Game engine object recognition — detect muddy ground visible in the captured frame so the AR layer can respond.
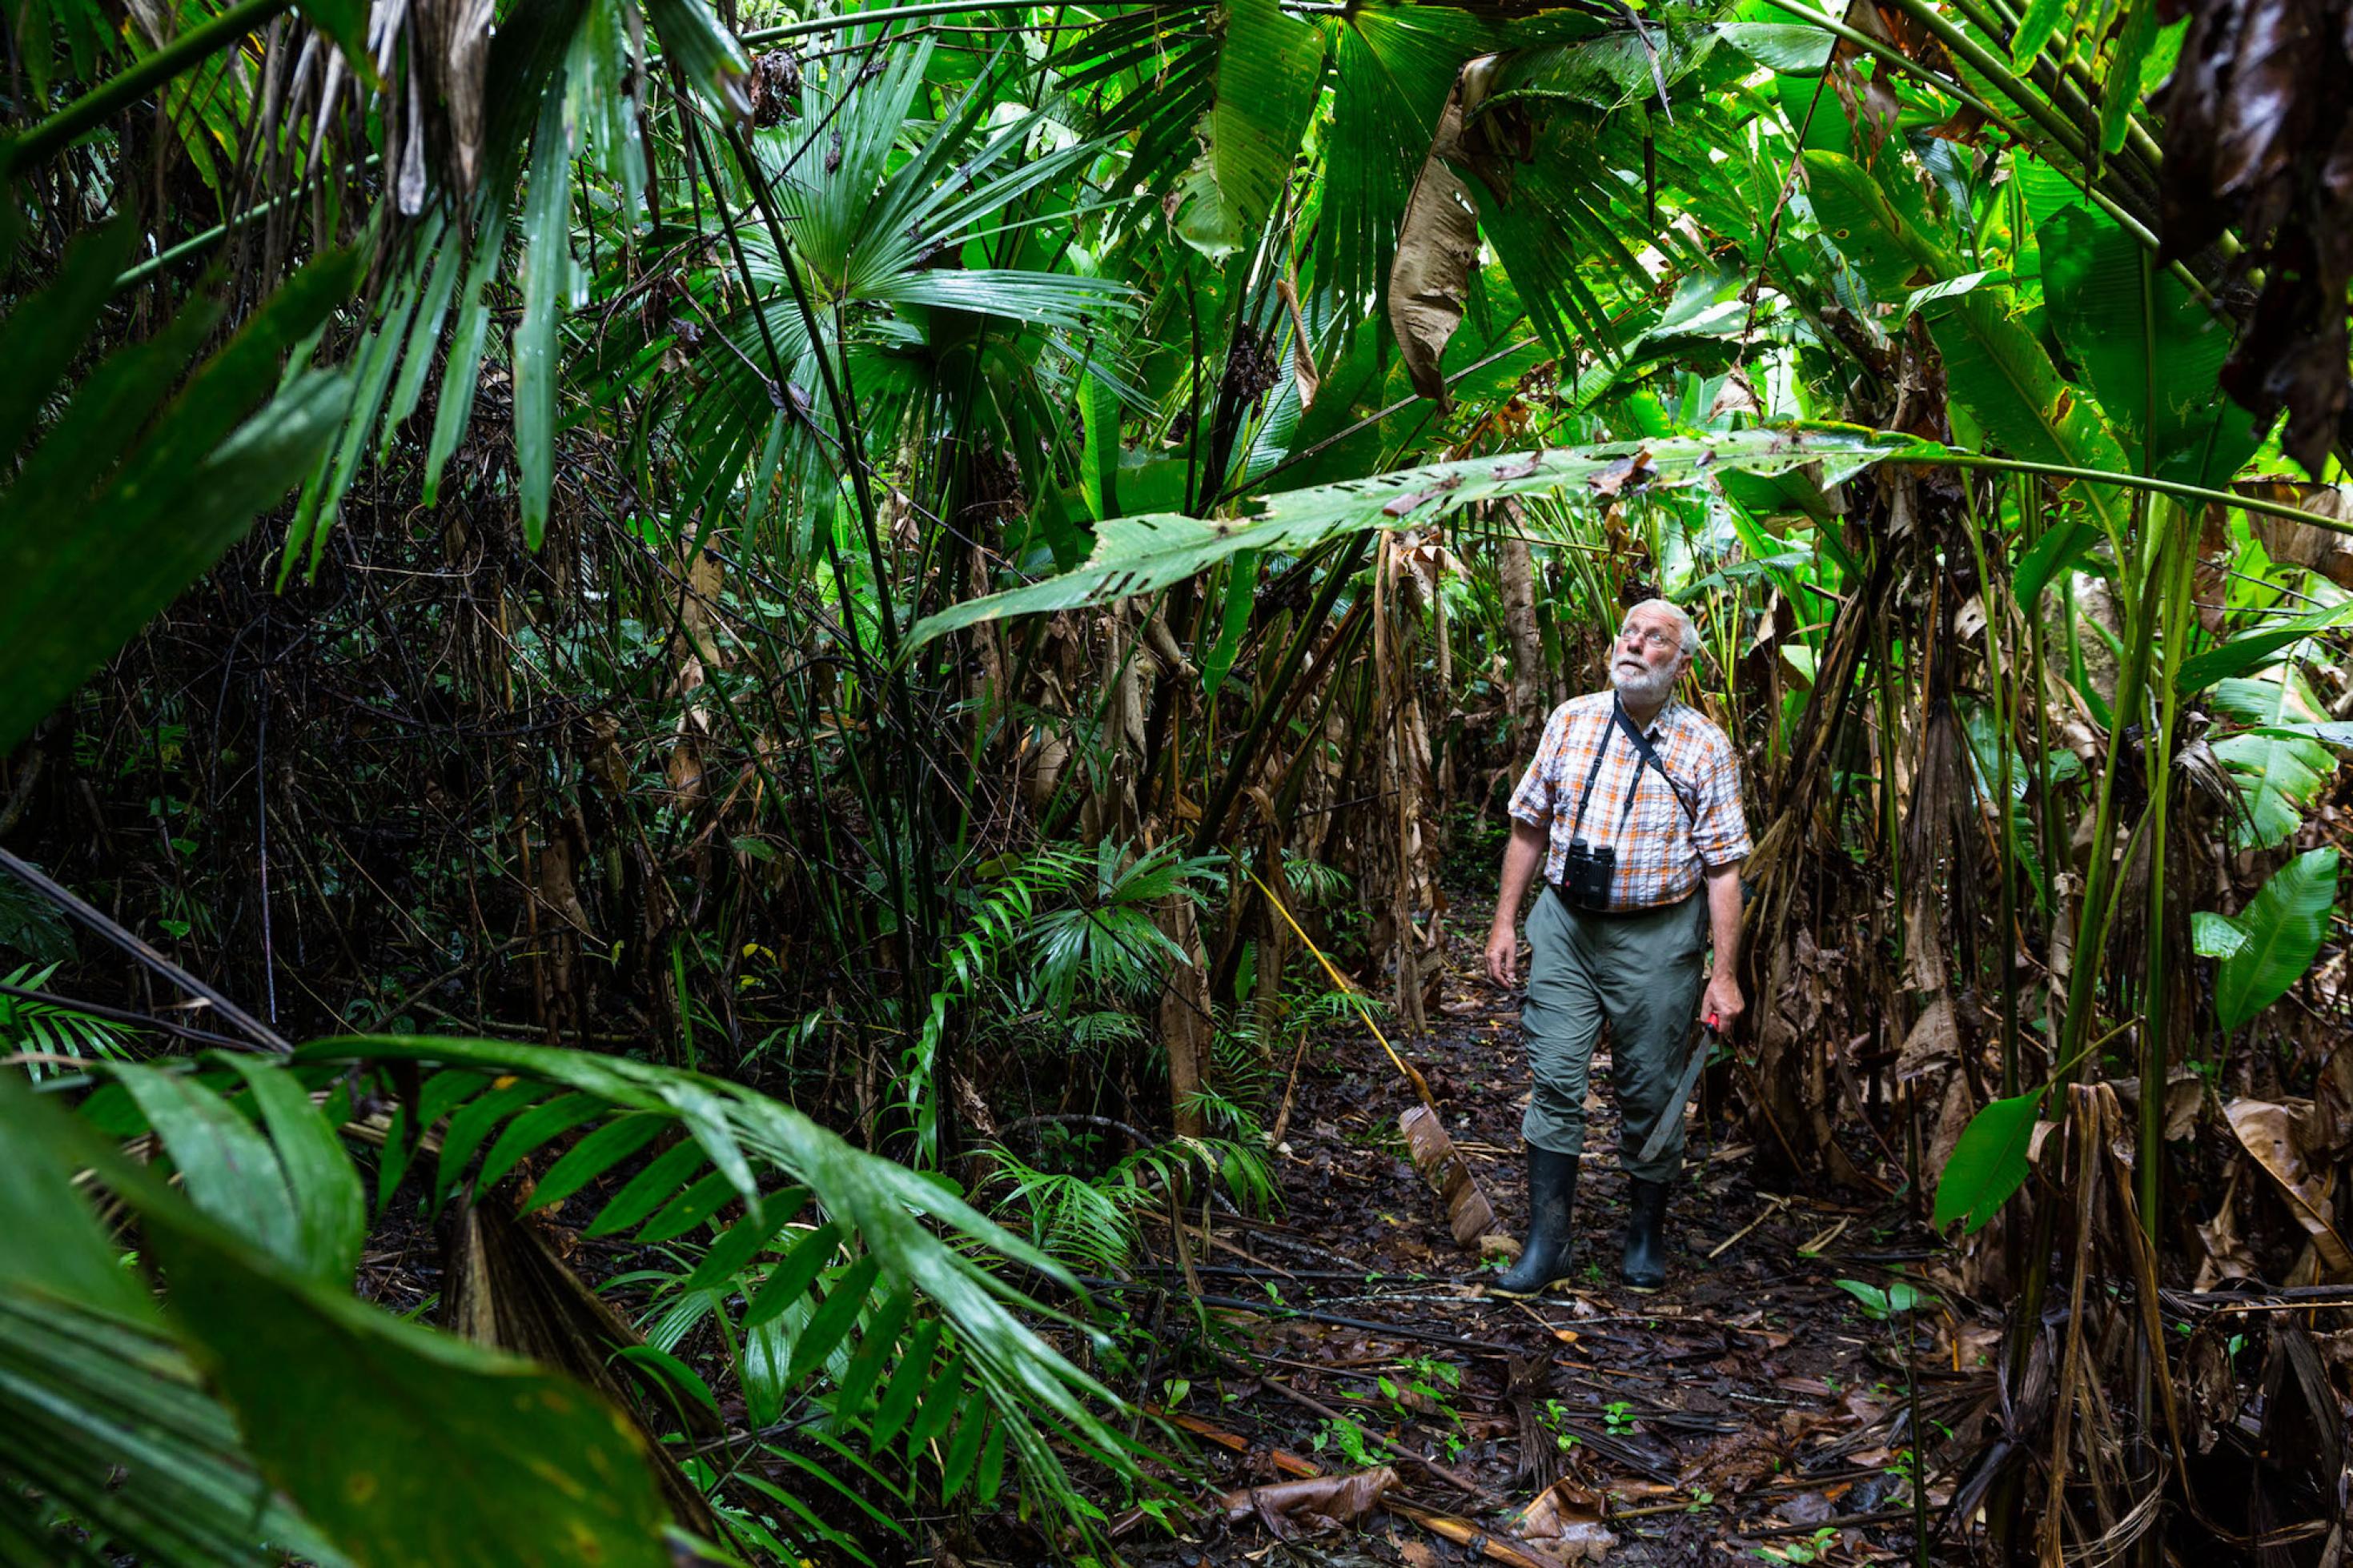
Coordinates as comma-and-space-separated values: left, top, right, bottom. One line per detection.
1110, 898, 1992, 1568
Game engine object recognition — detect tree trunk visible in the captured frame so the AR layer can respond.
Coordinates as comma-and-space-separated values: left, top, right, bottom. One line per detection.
1157, 892, 1211, 1138
1498, 508, 1549, 743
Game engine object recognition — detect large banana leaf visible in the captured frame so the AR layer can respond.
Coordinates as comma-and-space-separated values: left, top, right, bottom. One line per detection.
2040, 203, 2265, 487
2214, 848, 2341, 1031
2210, 669, 2341, 850
1802, 150, 2131, 574
909, 423, 1932, 644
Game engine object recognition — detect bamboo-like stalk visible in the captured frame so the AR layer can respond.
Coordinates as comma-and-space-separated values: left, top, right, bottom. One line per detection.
1958, 487, 2022, 1096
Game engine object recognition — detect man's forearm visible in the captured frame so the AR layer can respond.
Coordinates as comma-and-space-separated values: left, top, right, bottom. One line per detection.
1705, 863, 1743, 972
1493, 822, 1546, 932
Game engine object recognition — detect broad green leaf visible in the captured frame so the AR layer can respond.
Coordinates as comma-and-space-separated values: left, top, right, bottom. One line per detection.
829, 1287, 914, 1430
868, 1317, 943, 1446
114, 1064, 303, 1272
1801, 154, 2132, 543
2014, 516, 2098, 604
1202, 549, 1259, 698
1833, 1277, 1925, 1319
476, 1091, 607, 1191
612, 1342, 721, 1418
2251, 721, 2353, 748
433, 1077, 545, 1198
909, 424, 1933, 645
2212, 669, 2339, 848
2215, 848, 2339, 1031
2009, 0, 2069, 66
0, 221, 135, 463
1801, 150, 1963, 299
1933, 1088, 2046, 1233
636, 1166, 743, 1244
2095, 0, 2158, 155
0, 1295, 350, 1566
940, 1397, 990, 1496
219, 1056, 367, 1287
787, 1255, 881, 1385
1920, 291, 2130, 535
1903, 268, 2010, 319
1712, 22, 1835, 72
2178, 625, 2322, 692
905, 1347, 967, 1453
423, 207, 512, 506
1078, 371, 1122, 523
2191, 910, 2250, 960
0, 1090, 160, 1325
681, 1189, 809, 1291
299, 1033, 1139, 1486
585, 1137, 711, 1237
2042, 203, 2262, 487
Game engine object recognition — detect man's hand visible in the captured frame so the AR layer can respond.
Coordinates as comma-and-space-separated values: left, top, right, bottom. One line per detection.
1702, 970, 1745, 1036
1486, 924, 1521, 990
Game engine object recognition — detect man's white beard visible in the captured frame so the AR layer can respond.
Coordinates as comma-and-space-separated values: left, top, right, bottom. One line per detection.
1611, 659, 1676, 706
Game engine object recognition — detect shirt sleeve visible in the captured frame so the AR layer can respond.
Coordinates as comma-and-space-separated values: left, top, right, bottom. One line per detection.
1508, 708, 1568, 828
1688, 732, 1753, 867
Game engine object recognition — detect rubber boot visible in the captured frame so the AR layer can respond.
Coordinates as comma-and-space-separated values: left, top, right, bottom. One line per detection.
1490, 1145, 1580, 1298
1622, 1177, 1670, 1290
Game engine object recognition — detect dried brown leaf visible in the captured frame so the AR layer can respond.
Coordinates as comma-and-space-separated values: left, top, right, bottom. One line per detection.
2224, 1099, 2353, 1279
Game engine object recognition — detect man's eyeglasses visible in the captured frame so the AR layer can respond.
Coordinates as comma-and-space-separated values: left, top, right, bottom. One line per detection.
1620, 625, 1679, 652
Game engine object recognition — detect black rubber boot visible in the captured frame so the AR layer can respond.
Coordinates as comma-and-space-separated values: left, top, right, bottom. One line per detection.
1622, 1177, 1670, 1290
1490, 1145, 1580, 1298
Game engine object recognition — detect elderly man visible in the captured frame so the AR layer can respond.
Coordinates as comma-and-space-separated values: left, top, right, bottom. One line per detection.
1483, 599, 1750, 1294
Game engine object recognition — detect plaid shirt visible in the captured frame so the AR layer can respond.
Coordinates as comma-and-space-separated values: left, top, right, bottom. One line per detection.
1508, 692, 1752, 909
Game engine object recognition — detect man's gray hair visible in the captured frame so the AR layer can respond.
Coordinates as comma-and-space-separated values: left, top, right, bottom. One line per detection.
1625, 598, 1701, 659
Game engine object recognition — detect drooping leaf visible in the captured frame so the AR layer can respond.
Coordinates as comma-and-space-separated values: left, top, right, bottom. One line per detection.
1209, 0, 1325, 241
217, 1056, 367, 1288
0, 1073, 676, 1568
0, 1295, 351, 1567
2175, 602, 2353, 692
512, 75, 574, 550
910, 424, 1933, 645
1389, 54, 1495, 403
113, 1063, 304, 1273
0, 251, 362, 753
643, 0, 750, 122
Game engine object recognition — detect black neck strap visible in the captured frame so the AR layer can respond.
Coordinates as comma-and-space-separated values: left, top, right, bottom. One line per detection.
1565, 695, 1695, 842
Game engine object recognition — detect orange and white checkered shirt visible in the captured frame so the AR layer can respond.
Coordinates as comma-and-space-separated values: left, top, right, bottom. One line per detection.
1508, 692, 1752, 910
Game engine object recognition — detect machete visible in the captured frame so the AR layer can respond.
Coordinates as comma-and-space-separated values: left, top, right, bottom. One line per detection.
1636, 1013, 1721, 1165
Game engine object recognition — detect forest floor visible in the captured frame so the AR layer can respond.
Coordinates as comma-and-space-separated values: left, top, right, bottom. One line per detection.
1111, 893, 1995, 1568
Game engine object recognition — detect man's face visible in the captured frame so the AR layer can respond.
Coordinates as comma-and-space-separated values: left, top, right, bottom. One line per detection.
1612, 608, 1688, 693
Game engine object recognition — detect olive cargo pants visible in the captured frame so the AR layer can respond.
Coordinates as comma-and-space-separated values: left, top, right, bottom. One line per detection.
1520, 886, 1709, 1183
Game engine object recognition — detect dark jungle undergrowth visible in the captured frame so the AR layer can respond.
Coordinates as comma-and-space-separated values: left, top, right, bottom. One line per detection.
4, 0, 2352, 1561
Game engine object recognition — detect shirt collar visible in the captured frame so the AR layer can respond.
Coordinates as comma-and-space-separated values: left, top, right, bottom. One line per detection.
1608, 692, 1681, 738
